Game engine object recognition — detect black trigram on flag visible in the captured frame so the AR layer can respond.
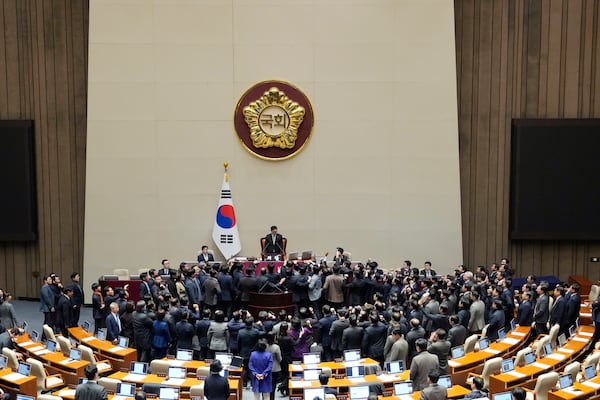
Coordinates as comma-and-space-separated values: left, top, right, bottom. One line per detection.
220, 234, 234, 244
221, 190, 231, 199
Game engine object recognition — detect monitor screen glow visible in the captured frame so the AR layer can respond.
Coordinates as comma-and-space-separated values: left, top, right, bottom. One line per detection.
559, 374, 573, 389
394, 381, 413, 395
451, 346, 465, 359
585, 365, 597, 380
349, 385, 370, 400
479, 338, 490, 350
117, 383, 135, 396
303, 353, 321, 365
303, 369, 321, 381
386, 361, 404, 374
304, 388, 325, 400
524, 351, 536, 365
492, 391, 513, 400
344, 349, 361, 362
168, 367, 186, 379
159, 387, 180, 400
176, 349, 193, 361
438, 375, 452, 388
130, 362, 148, 375
347, 365, 365, 378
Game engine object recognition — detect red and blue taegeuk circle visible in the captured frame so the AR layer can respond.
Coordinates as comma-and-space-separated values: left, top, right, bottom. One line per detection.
216, 205, 236, 228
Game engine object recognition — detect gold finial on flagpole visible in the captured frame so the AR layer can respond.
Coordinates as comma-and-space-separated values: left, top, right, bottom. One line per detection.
224, 162, 229, 182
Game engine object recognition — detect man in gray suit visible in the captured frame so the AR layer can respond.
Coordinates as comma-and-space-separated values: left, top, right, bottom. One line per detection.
419, 368, 448, 400
468, 291, 485, 334
410, 338, 439, 391
533, 283, 550, 335
427, 329, 451, 374
75, 365, 108, 400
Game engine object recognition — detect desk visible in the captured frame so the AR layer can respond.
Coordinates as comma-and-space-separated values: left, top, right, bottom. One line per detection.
108, 371, 240, 400
289, 373, 409, 400
288, 359, 381, 379
69, 326, 137, 371
379, 387, 472, 400
548, 375, 600, 400
161, 358, 242, 378
488, 325, 593, 396
15, 333, 89, 385
0, 368, 37, 399
448, 326, 532, 384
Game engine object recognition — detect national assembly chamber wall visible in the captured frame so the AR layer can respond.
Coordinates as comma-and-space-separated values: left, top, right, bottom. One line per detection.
0, 0, 599, 298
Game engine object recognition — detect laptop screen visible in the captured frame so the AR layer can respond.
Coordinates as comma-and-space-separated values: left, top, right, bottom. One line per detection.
544, 343, 553, 356
394, 381, 414, 395
493, 391, 513, 400
168, 366, 187, 379
118, 336, 129, 348
16, 396, 34, 400
559, 374, 573, 389
215, 352, 233, 366
498, 328, 506, 340
176, 349, 193, 361
451, 346, 465, 359
349, 385, 370, 400
569, 325, 576, 337
69, 348, 82, 361
347, 365, 365, 378
303, 369, 321, 381
585, 365, 597, 380
0, 355, 6, 369
386, 360, 404, 374
83, 321, 90, 332
479, 338, 490, 350
304, 388, 325, 400
510, 319, 516, 331
17, 362, 30, 376
96, 328, 106, 341
524, 351, 536, 365
438, 375, 452, 388
159, 387, 180, 400
303, 353, 321, 365
21, 321, 27, 332
501, 359, 514, 373
78, 378, 89, 384
30, 330, 39, 342
557, 333, 567, 347
130, 362, 148, 375
230, 356, 243, 368
344, 349, 361, 362
117, 382, 135, 396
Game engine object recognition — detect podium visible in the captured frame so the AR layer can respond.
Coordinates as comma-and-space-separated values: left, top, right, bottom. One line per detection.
248, 291, 294, 319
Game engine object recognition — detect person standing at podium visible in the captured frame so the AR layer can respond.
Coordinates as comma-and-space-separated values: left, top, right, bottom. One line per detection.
262, 226, 285, 260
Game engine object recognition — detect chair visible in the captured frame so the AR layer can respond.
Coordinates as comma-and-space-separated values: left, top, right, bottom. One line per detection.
514, 347, 533, 367
57, 335, 72, 357
113, 269, 129, 280
480, 325, 488, 340
196, 366, 210, 378
321, 366, 332, 378
548, 323, 560, 346
190, 384, 205, 398
589, 284, 599, 302
260, 237, 287, 260
3, 348, 20, 370
326, 395, 337, 400
43, 324, 57, 342
78, 345, 112, 375
536, 335, 551, 358
98, 377, 120, 393
464, 334, 478, 354
467, 357, 502, 390
364, 364, 382, 375
525, 371, 558, 400
27, 357, 65, 393
150, 359, 172, 375
564, 361, 580, 383
582, 352, 600, 370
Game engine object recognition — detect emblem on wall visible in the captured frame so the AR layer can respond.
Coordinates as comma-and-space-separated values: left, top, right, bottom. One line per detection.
234, 81, 314, 161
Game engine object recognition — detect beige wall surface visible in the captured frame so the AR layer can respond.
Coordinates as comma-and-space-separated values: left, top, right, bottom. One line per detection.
84, 0, 462, 291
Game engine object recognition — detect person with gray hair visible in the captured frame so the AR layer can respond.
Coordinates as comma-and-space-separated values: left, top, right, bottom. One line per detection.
75, 365, 107, 400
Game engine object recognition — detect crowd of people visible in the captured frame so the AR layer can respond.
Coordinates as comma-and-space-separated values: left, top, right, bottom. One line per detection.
35, 255, 594, 400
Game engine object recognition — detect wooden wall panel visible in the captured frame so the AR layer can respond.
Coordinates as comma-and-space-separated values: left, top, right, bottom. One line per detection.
0, 0, 88, 298
455, 0, 600, 282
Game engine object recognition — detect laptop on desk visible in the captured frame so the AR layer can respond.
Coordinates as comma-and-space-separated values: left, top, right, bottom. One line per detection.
303, 353, 321, 365
303, 369, 321, 381
159, 387, 180, 400
438, 375, 452, 388
176, 348, 193, 361
304, 388, 325, 400
451, 345, 465, 359
501, 358, 514, 373
347, 365, 365, 378
349, 385, 370, 400
130, 361, 148, 375
344, 349, 362, 362
394, 381, 414, 396
524, 351, 536, 365
559, 373, 574, 389
385, 360, 404, 374
115, 382, 135, 397
492, 391, 513, 400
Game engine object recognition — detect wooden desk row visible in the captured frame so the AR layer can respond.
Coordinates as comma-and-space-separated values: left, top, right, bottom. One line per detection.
69, 326, 137, 371
0, 367, 37, 399
488, 325, 594, 395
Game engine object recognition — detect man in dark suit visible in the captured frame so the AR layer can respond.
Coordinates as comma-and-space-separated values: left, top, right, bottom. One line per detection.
75, 364, 108, 400
262, 225, 285, 259
550, 285, 566, 333
55, 287, 74, 336
565, 283, 581, 333
487, 299, 505, 341
419, 261, 437, 279
419, 368, 448, 400
516, 291, 533, 327
157, 259, 172, 276
318, 305, 336, 361
69, 272, 84, 326
329, 309, 349, 359
533, 283, 550, 335
218, 264, 235, 317
105, 302, 121, 343
198, 246, 215, 264
139, 272, 152, 301
204, 360, 230, 400
342, 314, 364, 351
362, 312, 388, 364
132, 301, 153, 362
447, 315, 467, 347
237, 267, 259, 310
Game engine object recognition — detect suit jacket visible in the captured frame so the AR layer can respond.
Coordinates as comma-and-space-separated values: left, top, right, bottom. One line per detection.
75, 381, 108, 400
203, 277, 222, 306
204, 373, 230, 400
263, 233, 284, 255
406, 326, 426, 360
565, 292, 581, 326
132, 311, 153, 350
419, 383, 448, 400
198, 252, 215, 263
208, 321, 229, 351
0, 302, 17, 330
592, 296, 600, 323
487, 309, 505, 341
69, 281, 84, 307
139, 280, 151, 301
342, 325, 364, 350
39, 284, 55, 312
468, 300, 486, 332
55, 295, 74, 331
550, 295, 566, 327
237, 276, 259, 302
218, 273, 236, 302
410, 350, 440, 391
533, 294, 550, 325
363, 322, 388, 359
419, 269, 437, 279
330, 318, 350, 351
319, 314, 336, 347
427, 339, 451, 373
106, 313, 121, 342
447, 324, 467, 348
323, 274, 344, 303
386, 337, 409, 365
517, 300, 533, 326
0, 331, 13, 349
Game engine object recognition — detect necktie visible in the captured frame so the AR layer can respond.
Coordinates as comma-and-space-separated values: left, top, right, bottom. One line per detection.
115, 314, 121, 331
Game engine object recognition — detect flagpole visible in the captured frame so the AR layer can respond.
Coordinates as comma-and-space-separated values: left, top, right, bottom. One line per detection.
224, 161, 229, 182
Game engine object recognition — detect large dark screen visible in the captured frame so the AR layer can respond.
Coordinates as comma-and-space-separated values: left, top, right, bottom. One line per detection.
0, 120, 37, 241
510, 119, 600, 239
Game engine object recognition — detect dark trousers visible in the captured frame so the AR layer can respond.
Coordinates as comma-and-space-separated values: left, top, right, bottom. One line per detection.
137, 347, 151, 363
219, 300, 232, 318
72, 305, 81, 326
242, 358, 251, 387
270, 370, 282, 400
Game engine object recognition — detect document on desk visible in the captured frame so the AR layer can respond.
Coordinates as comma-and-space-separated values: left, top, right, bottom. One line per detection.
501, 338, 520, 345
59, 359, 75, 365
123, 373, 146, 382
557, 347, 575, 354
377, 374, 399, 382
573, 337, 589, 342
348, 377, 366, 384
582, 381, 600, 389
163, 378, 186, 386
531, 362, 550, 370
561, 387, 584, 395
28, 345, 44, 352
57, 389, 76, 397
505, 371, 526, 378
290, 381, 313, 388
2, 372, 25, 381
511, 332, 526, 336
290, 364, 303, 372
483, 348, 501, 354
546, 353, 566, 361
19, 341, 33, 347
399, 395, 415, 400
448, 360, 460, 367
81, 336, 95, 342
579, 332, 593, 337
34, 349, 50, 356
108, 346, 123, 352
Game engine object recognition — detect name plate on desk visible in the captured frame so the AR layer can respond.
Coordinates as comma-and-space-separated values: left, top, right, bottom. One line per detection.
582, 381, 600, 389
501, 338, 520, 345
